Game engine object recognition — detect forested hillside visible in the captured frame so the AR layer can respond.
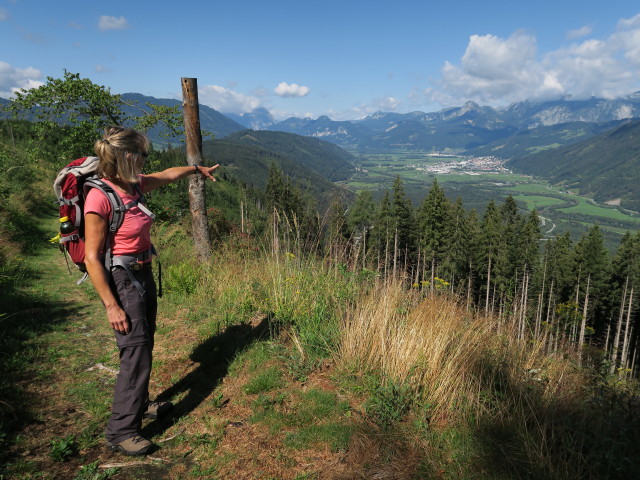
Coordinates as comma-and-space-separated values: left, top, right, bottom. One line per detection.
509, 119, 640, 211
224, 129, 356, 182
468, 120, 625, 158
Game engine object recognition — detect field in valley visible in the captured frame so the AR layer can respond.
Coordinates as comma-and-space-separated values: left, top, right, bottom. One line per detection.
344, 150, 640, 251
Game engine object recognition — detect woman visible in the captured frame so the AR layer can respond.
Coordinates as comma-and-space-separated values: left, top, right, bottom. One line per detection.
84, 126, 218, 456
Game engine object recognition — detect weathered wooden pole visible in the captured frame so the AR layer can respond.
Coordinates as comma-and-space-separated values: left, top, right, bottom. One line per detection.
181, 77, 211, 260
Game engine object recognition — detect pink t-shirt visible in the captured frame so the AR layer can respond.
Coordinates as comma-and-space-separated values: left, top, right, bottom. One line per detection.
84, 177, 153, 255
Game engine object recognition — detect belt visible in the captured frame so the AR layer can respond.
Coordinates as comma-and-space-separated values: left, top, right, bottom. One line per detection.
112, 250, 152, 269
111, 249, 154, 294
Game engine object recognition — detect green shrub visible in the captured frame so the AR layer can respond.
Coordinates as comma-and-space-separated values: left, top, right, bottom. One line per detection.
364, 380, 412, 429
164, 261, 200, 295
50, 434, 77, 462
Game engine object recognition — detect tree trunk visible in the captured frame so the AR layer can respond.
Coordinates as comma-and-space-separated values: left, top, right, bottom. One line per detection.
610, 277, 629, 374
621, 287, 634, 369
578, 275, 590, 365
485, 256, 492, 312
181, 78, 211, 261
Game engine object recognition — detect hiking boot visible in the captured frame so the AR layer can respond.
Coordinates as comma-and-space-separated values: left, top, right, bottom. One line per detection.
107, 435, 154, 456
143, 400, 173, 419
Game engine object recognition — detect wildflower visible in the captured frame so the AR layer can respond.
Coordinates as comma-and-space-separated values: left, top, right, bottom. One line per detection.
285, 252, 295, 259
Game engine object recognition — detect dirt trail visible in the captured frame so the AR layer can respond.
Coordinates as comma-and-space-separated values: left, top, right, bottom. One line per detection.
4, 244, 423, 479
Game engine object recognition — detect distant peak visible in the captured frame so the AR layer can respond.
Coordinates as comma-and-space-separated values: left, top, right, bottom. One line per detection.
367, 111, 387, 120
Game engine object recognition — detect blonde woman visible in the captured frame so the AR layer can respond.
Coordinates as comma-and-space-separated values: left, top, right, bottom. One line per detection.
84, 126, 218, 456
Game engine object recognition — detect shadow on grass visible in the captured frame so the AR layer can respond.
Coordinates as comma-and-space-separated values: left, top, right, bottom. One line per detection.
141, 313, 281, 439
0, 269, 86, 469
465, 355, 640, 480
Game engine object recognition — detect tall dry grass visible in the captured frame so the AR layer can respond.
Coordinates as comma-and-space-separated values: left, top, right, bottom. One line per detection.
336, 278, 632, 477
339, 279, 582, 418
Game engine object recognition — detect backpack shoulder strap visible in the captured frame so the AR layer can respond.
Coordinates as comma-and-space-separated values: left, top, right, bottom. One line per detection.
130, 183, 156, 220
83, 178, 127, 233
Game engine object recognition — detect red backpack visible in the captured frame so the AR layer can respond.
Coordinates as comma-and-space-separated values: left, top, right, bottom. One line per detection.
52, 156, 149, 283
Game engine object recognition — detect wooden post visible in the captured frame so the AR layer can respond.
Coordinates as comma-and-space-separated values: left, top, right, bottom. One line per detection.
181, 77, 211, 260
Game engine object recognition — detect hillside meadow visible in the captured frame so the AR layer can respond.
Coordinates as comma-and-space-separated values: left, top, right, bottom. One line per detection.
1, 129, 640, 478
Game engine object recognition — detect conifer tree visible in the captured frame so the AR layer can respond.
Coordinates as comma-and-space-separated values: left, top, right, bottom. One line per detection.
348, 190, 376, 265
442, 196, 472, 292
500, 195, 527, 286
372, 191, 394, 273
326, 195, 350, 241
392, 176, 416, 264
573, 225, 611, 334
264, 163, 285, 214
417, 179, 451, 285
545, 232, 575, 303
478, 200, 507, 310
349, 190, 375, 237
465, 208, 481, 304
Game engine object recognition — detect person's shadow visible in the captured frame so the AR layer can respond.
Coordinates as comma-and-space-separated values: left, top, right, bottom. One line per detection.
141, 312, 278, 439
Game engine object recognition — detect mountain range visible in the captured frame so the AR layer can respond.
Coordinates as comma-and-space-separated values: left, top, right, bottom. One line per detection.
4, 91, 640, 155
4, 91, 640, 212
224, 94, 640, 154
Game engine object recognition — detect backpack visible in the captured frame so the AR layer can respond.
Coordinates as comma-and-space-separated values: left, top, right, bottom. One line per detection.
53, 156, 153, 284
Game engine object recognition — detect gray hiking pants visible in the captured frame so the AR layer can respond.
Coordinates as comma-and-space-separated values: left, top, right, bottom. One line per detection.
105, 265, 157, 444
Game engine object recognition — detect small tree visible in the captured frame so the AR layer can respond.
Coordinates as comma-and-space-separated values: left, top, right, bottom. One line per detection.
9, 70, 181, 159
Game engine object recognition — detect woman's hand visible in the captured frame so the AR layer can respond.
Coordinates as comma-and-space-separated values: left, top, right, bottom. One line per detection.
197, 163, 220, 182
142, 164, 221, 192
85, 212, 130, 334
106, 303, 130, 334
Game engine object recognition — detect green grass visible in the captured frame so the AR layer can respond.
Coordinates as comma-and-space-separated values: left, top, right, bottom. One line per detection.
229, 341, 282, 377
512, 194, 567, 210
559, 196, 640, 222
250, 386, 354, 452
504, 182, 555, 194
244, 365, 285, 394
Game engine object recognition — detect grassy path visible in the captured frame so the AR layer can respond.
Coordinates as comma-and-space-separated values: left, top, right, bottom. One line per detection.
2, 222, 408, 480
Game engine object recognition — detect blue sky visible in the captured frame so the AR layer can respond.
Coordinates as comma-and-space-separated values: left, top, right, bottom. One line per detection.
2, 0, 640, 120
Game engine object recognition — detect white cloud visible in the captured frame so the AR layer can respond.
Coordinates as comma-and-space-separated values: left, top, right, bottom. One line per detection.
373, 96, 401, 112
98, 15, 130, 31
95, 64, 111, 73
566, 25, 592, 40
0, 7, 8, 21
274, 82, 310, 98
0, 61, 43, 98
429, 14, 640, 107
613, 13, 640, 64
198, 85, 260, 114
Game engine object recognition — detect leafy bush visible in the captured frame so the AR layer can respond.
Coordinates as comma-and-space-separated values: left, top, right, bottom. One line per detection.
164, 261, 200, 295
74, 461, 117, 480
364, 380, 412, 429
50, 434, 77, 462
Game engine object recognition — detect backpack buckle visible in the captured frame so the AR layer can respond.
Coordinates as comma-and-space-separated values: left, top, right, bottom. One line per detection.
128, 261, 144, 271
